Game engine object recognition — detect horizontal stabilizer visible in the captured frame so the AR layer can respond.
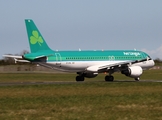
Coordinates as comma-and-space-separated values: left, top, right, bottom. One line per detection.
23, 52, 54, 61
3, 55, 22, 59
3, 55, 30, 63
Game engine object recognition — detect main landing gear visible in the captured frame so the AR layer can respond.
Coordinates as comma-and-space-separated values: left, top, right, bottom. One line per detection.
75, 75, 114, 82
76, 75, 85, 82
105, 75, 114, 82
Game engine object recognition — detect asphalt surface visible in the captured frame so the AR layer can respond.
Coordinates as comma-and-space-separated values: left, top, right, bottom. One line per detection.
0, 80, 162, 86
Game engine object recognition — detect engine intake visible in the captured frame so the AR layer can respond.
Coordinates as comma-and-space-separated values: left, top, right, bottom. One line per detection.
121, 66, 143, 78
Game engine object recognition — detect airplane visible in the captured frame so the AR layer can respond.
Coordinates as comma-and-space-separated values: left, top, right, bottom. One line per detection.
3, 19, 155, 82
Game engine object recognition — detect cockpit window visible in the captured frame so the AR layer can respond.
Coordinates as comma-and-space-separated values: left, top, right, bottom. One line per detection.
147, 55, 151, 59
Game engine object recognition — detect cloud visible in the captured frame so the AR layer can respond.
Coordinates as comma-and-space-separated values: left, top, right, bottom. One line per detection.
141, 45, 162, 59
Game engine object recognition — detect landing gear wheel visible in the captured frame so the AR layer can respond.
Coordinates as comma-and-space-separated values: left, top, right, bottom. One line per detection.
105, 75, 114, 82
135, 77, 140, 81
76, 76, 84, 82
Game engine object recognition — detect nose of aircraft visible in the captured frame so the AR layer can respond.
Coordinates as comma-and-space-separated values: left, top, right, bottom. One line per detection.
151, 59, 155, 67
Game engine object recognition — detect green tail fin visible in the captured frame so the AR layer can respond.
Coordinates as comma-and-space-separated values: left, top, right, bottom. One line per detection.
25, 19, 51, 53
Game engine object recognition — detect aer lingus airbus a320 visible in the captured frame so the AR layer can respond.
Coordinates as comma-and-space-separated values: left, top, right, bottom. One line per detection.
3, 19, 155, 81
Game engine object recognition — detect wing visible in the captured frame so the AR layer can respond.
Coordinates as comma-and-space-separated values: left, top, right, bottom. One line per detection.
86, 59, 147, 73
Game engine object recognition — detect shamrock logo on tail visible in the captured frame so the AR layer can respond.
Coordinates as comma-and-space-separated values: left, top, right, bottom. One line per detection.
30, 31, 43, 46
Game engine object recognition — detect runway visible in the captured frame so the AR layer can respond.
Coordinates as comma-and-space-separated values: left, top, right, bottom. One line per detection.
0, 80, 162, 86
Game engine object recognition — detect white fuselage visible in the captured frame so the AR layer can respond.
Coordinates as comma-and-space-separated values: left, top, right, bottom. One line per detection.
38, 59, 155, 72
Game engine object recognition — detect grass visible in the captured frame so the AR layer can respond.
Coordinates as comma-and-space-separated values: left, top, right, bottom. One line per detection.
0, 83, 162, 120
0, 70, 162, 119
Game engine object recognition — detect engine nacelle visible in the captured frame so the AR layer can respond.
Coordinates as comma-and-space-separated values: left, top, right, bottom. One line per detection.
121, 66, 143, 78
84, 73, 98, 78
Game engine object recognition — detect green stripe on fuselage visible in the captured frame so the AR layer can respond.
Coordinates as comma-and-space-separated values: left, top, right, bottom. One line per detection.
45, 50, 148, 62
24, 50, 149, 62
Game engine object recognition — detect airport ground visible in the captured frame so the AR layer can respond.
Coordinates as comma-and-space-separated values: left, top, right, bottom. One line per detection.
0, 68, 162, 119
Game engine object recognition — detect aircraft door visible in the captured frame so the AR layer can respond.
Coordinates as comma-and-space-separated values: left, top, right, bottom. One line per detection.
55, 53, 62, 66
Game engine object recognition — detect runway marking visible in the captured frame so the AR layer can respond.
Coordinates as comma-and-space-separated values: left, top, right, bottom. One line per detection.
0, 80, 162, 86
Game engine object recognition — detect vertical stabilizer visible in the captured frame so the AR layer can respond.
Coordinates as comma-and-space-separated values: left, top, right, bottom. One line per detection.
25, 19, 51, 53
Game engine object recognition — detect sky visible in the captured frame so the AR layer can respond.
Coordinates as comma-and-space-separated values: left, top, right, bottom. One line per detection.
1, 0, 162, 59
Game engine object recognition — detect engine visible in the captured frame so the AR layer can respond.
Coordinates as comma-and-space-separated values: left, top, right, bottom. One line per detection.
84, 73, 98, 78
121, 66, 143, 78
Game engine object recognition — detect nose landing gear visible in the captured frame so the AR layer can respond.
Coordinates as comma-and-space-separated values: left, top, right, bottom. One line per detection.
135, 77, 140, 81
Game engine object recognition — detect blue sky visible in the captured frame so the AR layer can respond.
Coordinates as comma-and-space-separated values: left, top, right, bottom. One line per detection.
1, 0, 162, 59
